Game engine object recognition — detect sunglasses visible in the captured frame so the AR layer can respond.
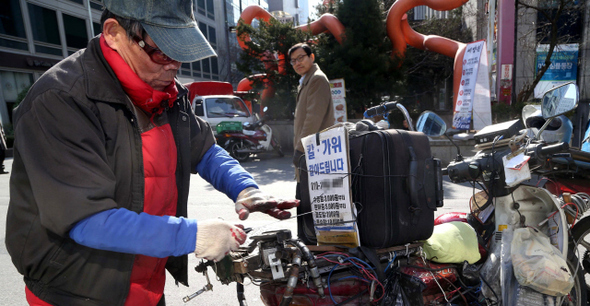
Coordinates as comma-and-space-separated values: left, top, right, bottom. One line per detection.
132, 35, 176, 65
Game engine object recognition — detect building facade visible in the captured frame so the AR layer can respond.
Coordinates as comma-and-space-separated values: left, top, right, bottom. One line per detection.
0, 0, 270, 130
268, 0, 309, 26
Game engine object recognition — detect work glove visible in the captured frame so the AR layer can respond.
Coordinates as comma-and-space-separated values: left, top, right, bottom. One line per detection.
235, 187, 300, 220
195, 219, 247, 262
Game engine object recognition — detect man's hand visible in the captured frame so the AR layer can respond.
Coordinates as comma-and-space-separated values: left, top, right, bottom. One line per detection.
195, 219, 247, 262
235, 187, 300, 220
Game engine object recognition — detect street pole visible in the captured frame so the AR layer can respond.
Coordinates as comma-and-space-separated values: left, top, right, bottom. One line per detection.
496, 0, 515, 104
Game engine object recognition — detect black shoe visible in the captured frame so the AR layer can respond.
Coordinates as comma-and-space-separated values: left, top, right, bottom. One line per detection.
0, 170, 8, 174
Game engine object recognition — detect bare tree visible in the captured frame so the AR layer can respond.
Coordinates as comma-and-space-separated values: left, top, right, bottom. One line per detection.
516, 0, 584, 103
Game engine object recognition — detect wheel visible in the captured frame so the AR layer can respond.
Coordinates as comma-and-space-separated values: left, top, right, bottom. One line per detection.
571, 217, 590, 303
565, 251, 587, 306
228, 141, 249, 162
271, 137, 284, 157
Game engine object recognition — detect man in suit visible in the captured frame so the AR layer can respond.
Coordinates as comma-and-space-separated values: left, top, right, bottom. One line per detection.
288, 42, 334, 244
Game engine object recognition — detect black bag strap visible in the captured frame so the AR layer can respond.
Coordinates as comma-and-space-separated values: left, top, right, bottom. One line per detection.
395, 130, 422, 225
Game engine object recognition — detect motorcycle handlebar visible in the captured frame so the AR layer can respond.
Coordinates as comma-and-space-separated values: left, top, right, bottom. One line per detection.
364, 102, 398, 118
539, 142, 569, 157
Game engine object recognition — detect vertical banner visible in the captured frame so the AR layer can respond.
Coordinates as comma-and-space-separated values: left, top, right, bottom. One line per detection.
330, 79, 347, 123
534, 44, 579, 99
453, 40, 490, 130
472, 41, 492, 130
302, 126, 360, 247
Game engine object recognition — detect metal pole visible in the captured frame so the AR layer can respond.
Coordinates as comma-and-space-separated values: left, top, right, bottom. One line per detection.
87, 0, 95, 37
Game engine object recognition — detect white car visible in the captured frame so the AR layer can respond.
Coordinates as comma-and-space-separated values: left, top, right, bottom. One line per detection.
192, 95, 254, 132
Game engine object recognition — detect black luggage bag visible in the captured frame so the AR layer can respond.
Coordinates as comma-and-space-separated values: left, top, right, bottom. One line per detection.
297, 129, 443, 248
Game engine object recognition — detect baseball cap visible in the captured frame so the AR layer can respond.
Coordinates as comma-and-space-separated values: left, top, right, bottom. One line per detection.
103, 0, 216, 63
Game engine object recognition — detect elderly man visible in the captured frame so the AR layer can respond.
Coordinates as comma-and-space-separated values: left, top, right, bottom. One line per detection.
5, 0, 297, 305
288, 43, 334, 244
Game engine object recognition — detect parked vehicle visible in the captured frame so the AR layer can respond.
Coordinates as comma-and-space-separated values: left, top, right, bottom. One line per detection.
185, 81, 255, 130
422, 82, 588, 305
182, 84, 588, 305
215, 107, 284, 162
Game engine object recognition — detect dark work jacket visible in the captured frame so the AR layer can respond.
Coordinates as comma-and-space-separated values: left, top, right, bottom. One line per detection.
5, 36, 215, 305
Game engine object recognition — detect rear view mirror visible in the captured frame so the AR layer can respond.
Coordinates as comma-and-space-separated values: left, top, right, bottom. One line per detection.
541, 82, 578, 119
416, 111, 447, 137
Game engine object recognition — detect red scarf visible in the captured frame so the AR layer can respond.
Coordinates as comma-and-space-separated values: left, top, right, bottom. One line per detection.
100, 35, 178, 115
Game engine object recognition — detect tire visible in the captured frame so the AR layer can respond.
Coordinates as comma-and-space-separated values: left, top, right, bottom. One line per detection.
271, 137, 284, 157
571, 217, 590, 303
228, 141, 249, 162
566, 251, 588, 306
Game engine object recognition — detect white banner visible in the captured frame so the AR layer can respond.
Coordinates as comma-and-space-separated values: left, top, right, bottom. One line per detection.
453, 40, 491, 130
302, 126, 360, 247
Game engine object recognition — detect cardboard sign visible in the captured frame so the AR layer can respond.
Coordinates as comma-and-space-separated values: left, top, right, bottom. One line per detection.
301, 126, 360, 247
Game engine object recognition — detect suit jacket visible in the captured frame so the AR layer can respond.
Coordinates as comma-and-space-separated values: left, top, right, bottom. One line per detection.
293, 63, 335, 154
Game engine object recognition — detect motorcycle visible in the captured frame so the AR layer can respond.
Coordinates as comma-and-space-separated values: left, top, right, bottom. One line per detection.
184, 103, 478, 306
184, 84, 589, 305
216, 107, 284, 162
419, 82, 588, 305
519, 92, 590, 300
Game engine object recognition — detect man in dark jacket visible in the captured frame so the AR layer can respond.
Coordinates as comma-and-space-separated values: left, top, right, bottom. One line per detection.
5, 1, 297, 305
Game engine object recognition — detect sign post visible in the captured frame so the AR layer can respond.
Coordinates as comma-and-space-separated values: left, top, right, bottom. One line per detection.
301, 126, 360, 247
330, 79, 347, 123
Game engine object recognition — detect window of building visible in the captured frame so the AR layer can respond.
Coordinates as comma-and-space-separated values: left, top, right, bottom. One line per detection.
27, 3, 62, 56
197, 0, 214, 20
180, 63, 191, 76
206, 0, 214, 19
208, 26, 216, 49
63, 14, 88, 50
202, 58, 211, 79
93, 23, 102, 37
197, 0, 206, 16
0, 0, 28, 50
192, 61, 201, 77
66, 0, 84, 5
295, 0, 299, 8
1, 71, 34, 122
90, 0, 103, 11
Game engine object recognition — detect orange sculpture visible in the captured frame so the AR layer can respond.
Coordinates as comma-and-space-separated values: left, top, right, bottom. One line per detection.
237, 0, 477, 116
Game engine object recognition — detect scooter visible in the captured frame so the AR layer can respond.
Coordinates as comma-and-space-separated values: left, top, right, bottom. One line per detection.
216, 107, 284, 162
419, 82, 588, 305
182, 103, 480, 306
519, 96, 590, 300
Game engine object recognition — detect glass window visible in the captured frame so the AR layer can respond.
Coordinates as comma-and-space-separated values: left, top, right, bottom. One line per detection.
199, 22, 207, 39
28, 4, 61, 45
1, 0, 27, 38
93, 23, 102, 36
192, 61, 201, 77
67, 0, 83, 4
197, 0, 206, 16
90, 0, 103, 10
211, 57, 218, 75
0, 37, 28, 50
34, 44, 62, 56
1, 71, 34, 102
63, 14, 88, 49
206, 0, 214, 20
205, 97, 249, 118
208, 26, 216, 48
202, 59, 210, 78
